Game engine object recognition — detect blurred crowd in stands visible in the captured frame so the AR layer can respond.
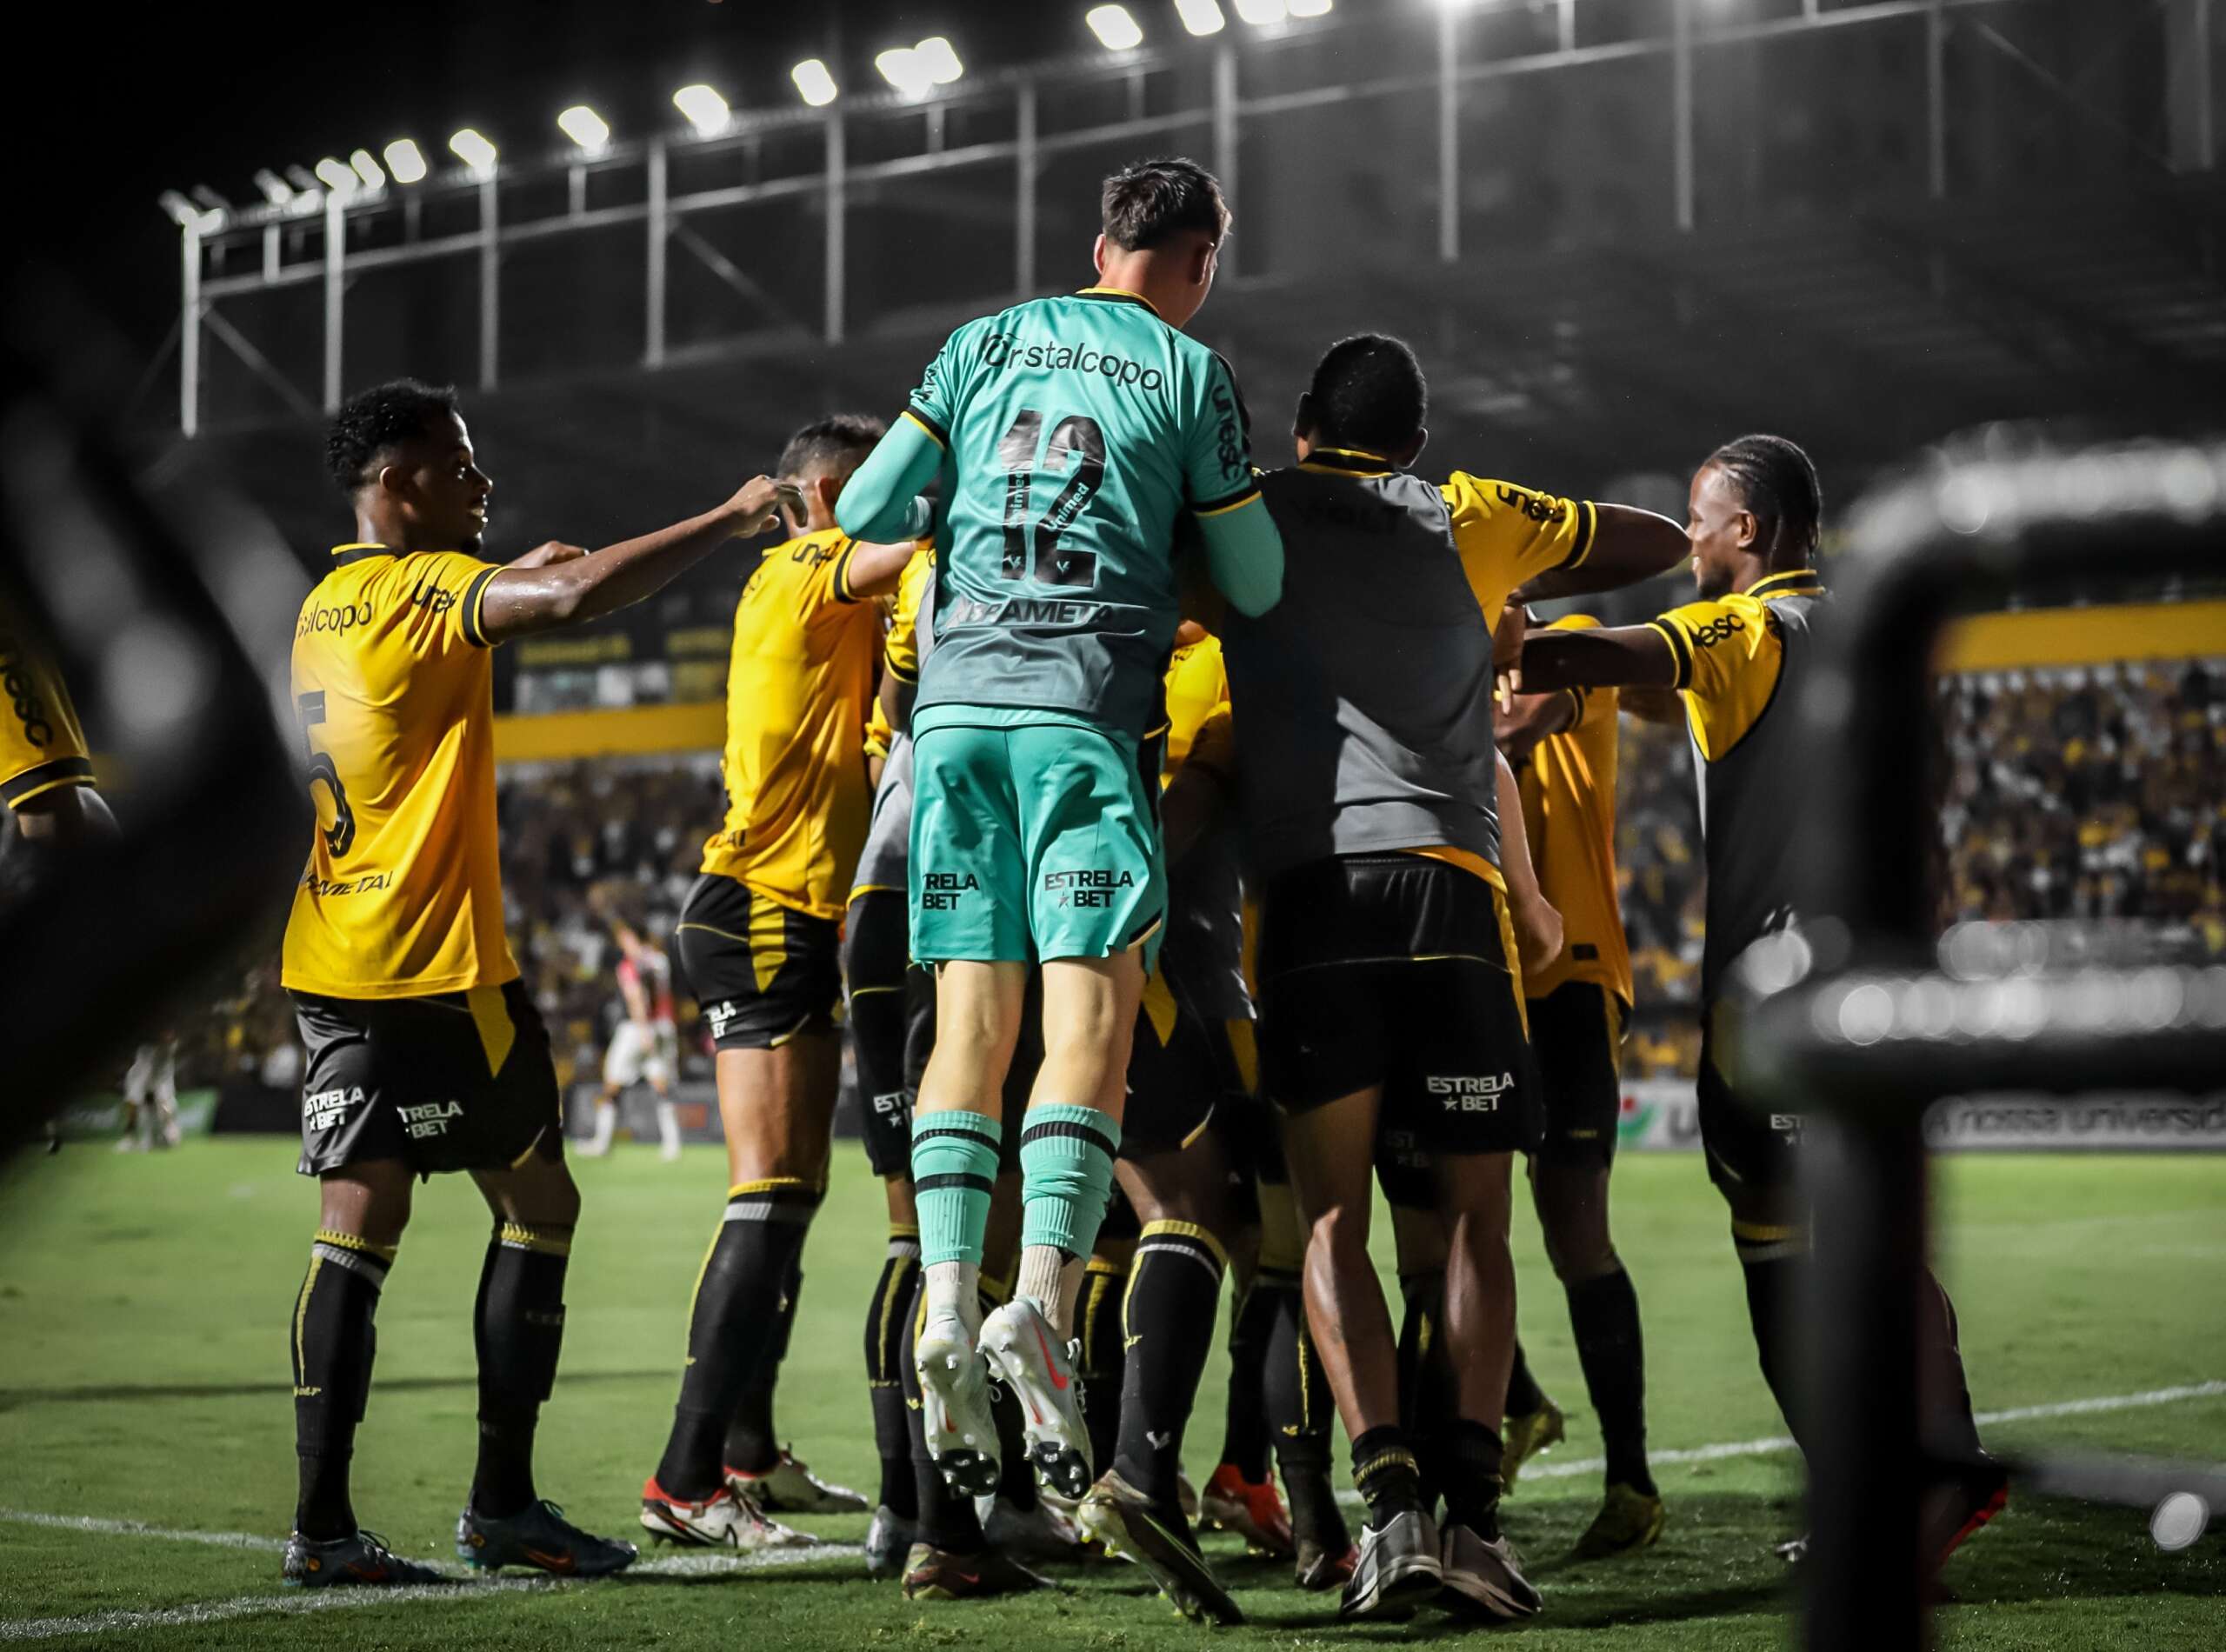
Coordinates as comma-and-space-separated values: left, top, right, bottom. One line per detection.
183, 658, 2224, 1092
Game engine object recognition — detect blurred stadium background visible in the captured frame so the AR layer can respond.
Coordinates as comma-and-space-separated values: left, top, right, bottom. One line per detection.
3, 1, 2220, 1647
67, 0, 2223, 1154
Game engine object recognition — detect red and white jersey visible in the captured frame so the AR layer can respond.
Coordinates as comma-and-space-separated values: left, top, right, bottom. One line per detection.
617, 949, 676, 1028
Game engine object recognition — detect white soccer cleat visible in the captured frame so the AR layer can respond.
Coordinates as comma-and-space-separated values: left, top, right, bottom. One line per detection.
728, 1448, 869, 1515
978, 1298, 1093, 1502
638, 1478, 818, 1550
915, 1312, 1002, 1498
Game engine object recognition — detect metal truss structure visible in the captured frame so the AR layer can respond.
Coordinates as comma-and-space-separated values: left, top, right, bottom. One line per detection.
158, 0, 2217, 439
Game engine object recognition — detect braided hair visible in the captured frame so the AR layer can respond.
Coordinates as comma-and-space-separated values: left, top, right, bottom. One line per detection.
1705, 434, 1822, 563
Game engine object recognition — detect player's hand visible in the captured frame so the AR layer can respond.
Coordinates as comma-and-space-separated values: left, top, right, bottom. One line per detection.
1493, 603, 1530, 711
724, 476, 798, 536
511, 540, 590, 570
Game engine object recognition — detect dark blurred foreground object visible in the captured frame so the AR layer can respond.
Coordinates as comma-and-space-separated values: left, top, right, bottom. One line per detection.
0, 287, 308, 1163
1733, 436, 2226, 1650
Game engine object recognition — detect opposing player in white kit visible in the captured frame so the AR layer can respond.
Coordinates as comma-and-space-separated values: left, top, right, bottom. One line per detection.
583, 920, 683, 1160
117, 1033, 183, 1151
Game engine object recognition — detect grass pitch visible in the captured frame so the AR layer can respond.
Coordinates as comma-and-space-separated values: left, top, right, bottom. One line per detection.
2, 1139, 2220, 1649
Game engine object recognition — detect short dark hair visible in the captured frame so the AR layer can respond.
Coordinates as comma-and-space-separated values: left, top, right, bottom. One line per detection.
1101, 157, 1229, 252
1706, 433, 1823, 559
777, 414, 887, 481
326, 379, 461, 495
1304, 334, 1427, 456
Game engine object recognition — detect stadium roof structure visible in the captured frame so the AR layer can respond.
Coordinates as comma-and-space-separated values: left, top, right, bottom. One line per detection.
143, 0, 2222, 550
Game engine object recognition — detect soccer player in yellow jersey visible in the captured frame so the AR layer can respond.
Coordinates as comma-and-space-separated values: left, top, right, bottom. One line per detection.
642, 416, 919, 1548
1493, 615, 1663, 1558
2, 606, 116, 1152
1518, 434, 2003, 1571
0, 604, 114, 899
279, 378, 790, 1589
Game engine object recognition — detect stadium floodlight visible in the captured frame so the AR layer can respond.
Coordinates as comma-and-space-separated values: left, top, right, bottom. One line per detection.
914, 36, 964, 83
557, 104, 611, 155
285, 164, 320, 193
190, 185, 233, 213
672, 83, 730, 137
1086, 4, 1144, 50
448, 128, 498, 174
791, 58, 838, 106
1289, 0, 1332, 14
349, 149, 386, 189
313, 157, 357, 193
1232, 0, 1288, 23
875, 47, 933, 99
252, 169, 294, 205
1173, 0, 1226, 37
158, 190, 198, 227
383, 138, 429, 184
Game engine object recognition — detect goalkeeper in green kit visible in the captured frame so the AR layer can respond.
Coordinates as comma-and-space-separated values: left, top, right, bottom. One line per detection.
836, 157, 1283, 1515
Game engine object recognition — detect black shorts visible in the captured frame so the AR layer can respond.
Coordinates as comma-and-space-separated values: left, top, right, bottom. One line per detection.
292, 980, 561, 1177
1123, 996, 1243, 1157
1528, 982, 1627, 1169
844, 888, 933, 1180
1698, 1009, 1802, 1196
678, 874, 841, 1049
1258, 854, 1538, 1161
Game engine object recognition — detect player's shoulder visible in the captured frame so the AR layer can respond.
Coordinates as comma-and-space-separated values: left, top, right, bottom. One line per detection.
1440, 471, 1569, 517
1547, 612, 1604, 635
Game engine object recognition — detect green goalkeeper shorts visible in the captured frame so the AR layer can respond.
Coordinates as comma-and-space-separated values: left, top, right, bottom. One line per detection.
909, 707, 1165, 969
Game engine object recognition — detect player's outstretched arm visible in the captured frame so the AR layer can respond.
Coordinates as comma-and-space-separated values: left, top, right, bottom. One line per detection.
1513, 504, 1688, 604
844, 539, 921, 603
835, 418, 940, 545
1496, 749, 1563, 975
1196, 495, 1283, 617
1518, 623, 1680, 694
477, 477, 789, 643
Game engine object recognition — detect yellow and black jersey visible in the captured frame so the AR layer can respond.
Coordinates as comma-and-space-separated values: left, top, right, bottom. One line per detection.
1647, 569, 1823, 760
0, 609, 95, 809
280, 543, 515, 999
863, 543, 935, 761
1647, 568, 1829, 998
1147, 630, 1249, 1032
1162, 630, 1232, 782
700, 526, 883, 921
1440, 470, 1596, 629
1516, 615, 1631, 1006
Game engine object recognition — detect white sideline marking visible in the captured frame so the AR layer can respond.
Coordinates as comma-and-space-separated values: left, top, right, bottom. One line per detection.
0, 1582, 543, 1642
1334, 1378, 2226, 1504
1, 1382, 2216, 1636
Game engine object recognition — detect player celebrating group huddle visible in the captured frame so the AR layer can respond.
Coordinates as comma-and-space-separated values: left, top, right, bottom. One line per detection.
1222, 333, 1689, 1618
836, 158, 1283, 1510
277, 379, 792, 1587
640, 417, 916, 1547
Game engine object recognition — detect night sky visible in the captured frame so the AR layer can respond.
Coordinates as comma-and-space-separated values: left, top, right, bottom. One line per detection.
37, 0, 1097, 362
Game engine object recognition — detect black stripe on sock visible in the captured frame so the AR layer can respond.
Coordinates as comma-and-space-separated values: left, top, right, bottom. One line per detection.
1017, 1117, 1118, 1156
914, 1171, 996, 1196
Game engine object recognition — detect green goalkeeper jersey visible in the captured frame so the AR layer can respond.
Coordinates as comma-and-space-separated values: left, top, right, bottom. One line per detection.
896, 287, 1262, 738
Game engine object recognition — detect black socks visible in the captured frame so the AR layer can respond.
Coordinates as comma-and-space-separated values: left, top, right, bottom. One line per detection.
1569, 1266, 1655, 1495
1076, 1256, 1130, 1471
470, 1223, 571, 1519
656, 1179, 819, 1501
1111, 1222, 1226, 1508
291, 1229, 392, 1540
1218, 1272, 1278, 1481
1438, 1417, 1506, 1541
1351, 1424, 1425, 1531
866, 1229, 921, 1518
